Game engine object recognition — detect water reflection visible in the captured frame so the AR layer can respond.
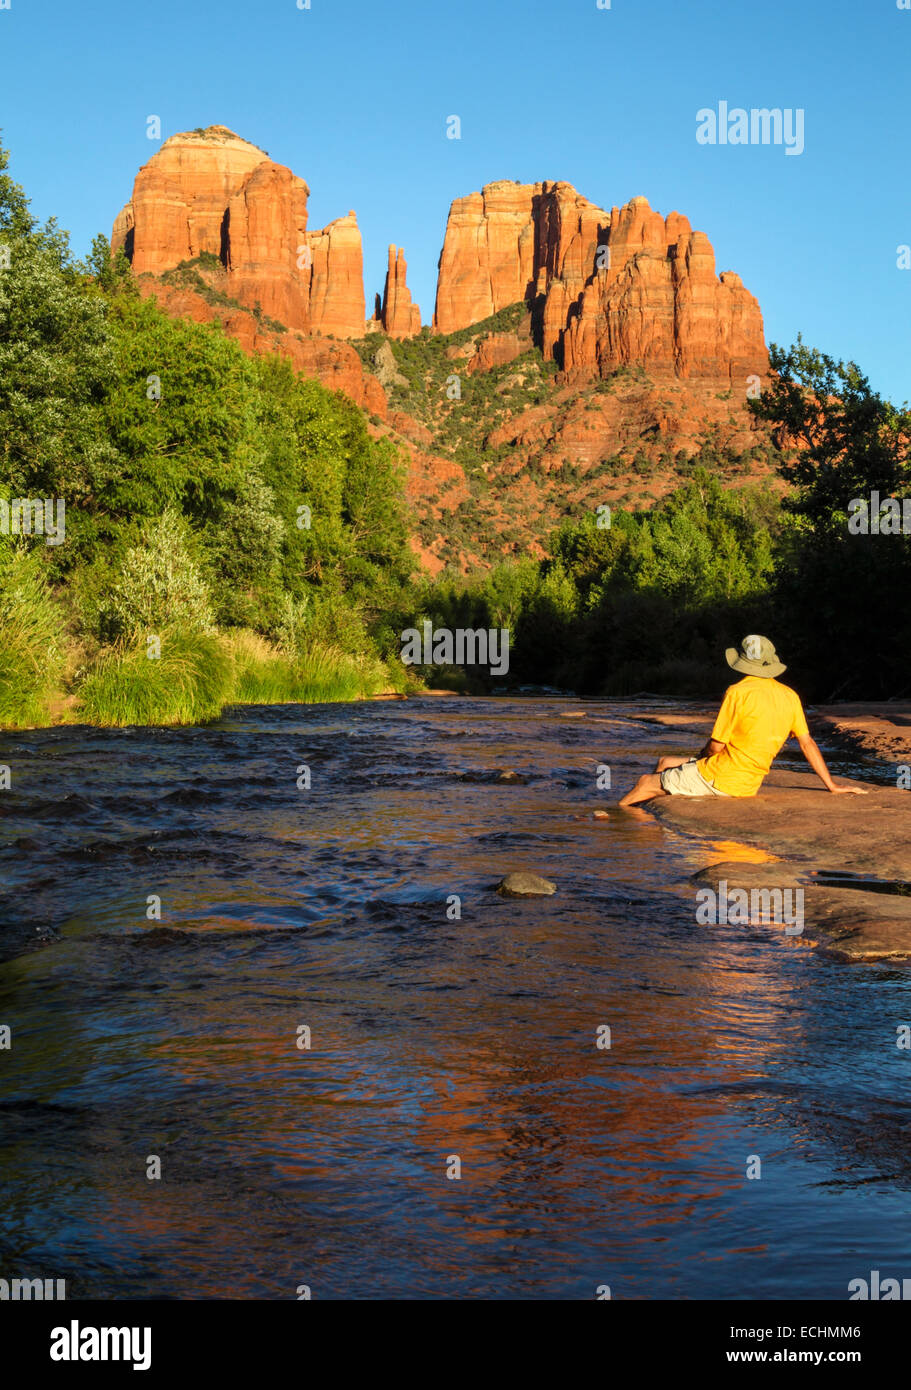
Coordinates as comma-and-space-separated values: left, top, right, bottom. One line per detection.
1, 699, 909, 1298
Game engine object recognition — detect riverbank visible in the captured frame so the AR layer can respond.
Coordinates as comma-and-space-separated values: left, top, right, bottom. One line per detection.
632, 704, 911, 963
1, 626, 415, 731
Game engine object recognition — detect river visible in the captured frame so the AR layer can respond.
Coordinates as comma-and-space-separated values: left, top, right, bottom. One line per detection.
1, 697, 908, 1299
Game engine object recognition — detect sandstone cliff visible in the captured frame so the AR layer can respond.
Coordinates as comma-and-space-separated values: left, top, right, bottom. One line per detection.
113, 133, 767, 401
433, 181, 767, 386
112, 126, 366, 338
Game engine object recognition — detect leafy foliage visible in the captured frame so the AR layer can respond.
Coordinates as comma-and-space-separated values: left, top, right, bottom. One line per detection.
0, 543, 67, 724
0, 136, 414, 724
417, 471, 779, 695
100, 508, 216, 641
748, 340, 911, 697
749, 338, 911, 532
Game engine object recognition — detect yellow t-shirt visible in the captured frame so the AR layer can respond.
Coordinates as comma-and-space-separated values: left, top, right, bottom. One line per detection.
696, 676, 809, 797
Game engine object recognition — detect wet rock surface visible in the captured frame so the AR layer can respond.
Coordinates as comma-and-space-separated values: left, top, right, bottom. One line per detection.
495, 872, 556, 898
652, 768, 911, 962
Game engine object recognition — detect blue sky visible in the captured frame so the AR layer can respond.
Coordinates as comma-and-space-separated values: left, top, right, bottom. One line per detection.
2, 0, 909, 402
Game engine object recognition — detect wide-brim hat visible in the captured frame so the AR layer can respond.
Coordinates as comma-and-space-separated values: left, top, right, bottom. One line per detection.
726, 634, 786, 679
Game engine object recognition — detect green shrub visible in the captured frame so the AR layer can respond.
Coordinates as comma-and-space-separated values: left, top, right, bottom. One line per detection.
99, 507, 215, 641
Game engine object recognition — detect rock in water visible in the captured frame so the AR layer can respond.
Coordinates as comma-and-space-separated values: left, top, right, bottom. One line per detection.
496, 873, 556, 898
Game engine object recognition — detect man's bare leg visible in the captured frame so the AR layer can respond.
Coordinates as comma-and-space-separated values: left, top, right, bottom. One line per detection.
618, 754, 689, 808
618, 771, 667, 807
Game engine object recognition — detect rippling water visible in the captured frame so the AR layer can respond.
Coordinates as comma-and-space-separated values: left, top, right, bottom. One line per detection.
1, 697, 909, 1299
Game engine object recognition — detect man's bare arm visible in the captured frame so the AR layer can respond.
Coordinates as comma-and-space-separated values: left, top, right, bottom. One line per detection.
797, 733, 868, 794
698, 737, 726, 759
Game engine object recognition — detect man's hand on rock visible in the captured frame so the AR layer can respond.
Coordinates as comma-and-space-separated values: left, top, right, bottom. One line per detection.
829, 784, 869, 795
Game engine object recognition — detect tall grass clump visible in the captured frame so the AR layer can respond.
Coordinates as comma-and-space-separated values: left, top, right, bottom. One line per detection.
290, 643, 387, 703
74, 509, 233, 725
0, 546, 66, 726
224, 629, 302, 704
224, 627, 391, 706
276, 593, 394, 701
77, 627, 234, 726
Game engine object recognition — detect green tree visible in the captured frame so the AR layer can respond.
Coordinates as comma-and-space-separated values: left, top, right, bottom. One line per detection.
749, 337, 911, 531
100, 507, 215, 640
751, 339, 911, 698
0, 134, 116, 558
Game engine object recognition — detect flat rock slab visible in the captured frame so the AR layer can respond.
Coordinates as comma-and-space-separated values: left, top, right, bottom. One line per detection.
812, 703, 911, 765
635, 713, 714, 733
652, 769, 911, 962
690, 860, 911, 963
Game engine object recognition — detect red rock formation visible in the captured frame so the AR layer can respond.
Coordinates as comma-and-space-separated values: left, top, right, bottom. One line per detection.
433, 181, 767, 385
294, 335, 386, 414
432, 179, 609, 335
389, 410, 434, 446
530, 182, 612, 360
114, 127, 266, 275
304, 211, 366, 337
110, 136, 774, 571
433, 181, 540, 333
465, 326, 532, 375
559, 198, 766, 384
223, 158, 310, 331
378, 245, 421, 338
112, 126, 365, 338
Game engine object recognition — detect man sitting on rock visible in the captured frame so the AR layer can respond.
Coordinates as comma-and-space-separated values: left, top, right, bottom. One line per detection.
618, 635, 868, 807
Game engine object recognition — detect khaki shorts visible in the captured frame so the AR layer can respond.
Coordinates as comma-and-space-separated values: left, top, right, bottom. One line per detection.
659, 757, 727, 798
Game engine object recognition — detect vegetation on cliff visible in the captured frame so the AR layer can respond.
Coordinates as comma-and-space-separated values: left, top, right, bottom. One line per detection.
351, 309, 783, 570
415, 471, 781, 698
